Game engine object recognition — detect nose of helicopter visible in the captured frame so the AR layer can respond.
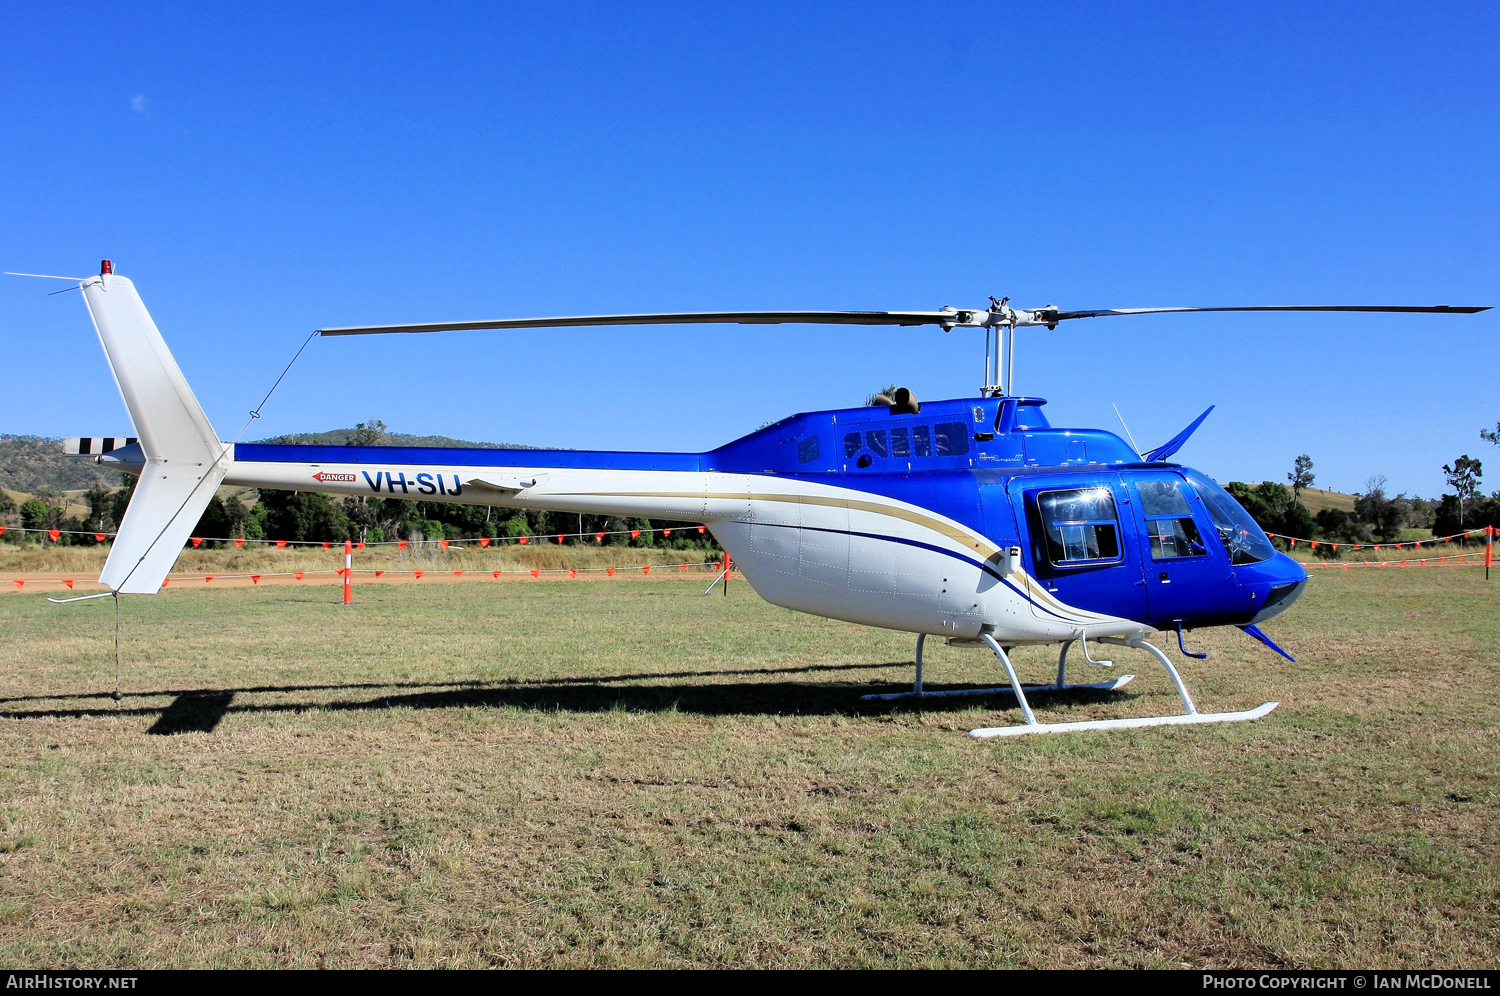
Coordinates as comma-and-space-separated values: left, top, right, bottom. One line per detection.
1241, 551, 1309, 624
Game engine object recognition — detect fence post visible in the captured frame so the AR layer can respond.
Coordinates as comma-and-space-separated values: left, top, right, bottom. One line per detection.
344, 538, 353, 604
1486, 526, 1493, 581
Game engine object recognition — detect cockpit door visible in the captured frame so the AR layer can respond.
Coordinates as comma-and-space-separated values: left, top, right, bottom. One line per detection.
1007, 472, 1148, 624
1124, 471, 1233, 626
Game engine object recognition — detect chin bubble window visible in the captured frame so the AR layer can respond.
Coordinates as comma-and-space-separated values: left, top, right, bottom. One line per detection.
1038, 487, 1122, 566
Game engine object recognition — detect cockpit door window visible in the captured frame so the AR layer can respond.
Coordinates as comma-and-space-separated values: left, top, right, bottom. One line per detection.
1137, 479, 1207, 559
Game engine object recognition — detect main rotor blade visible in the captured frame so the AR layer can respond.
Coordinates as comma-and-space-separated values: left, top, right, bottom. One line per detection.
317, 310, 954, 336
1051, 304, 1490, 321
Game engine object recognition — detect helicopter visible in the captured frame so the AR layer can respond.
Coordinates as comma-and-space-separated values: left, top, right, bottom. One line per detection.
51, 263, 1490, 737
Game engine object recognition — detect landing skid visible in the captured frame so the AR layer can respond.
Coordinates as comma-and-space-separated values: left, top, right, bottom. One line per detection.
966, 632, 1276, 738
862, 631, 1277, 737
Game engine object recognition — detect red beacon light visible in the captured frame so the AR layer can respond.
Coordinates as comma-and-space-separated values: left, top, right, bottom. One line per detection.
100, 260, 112, 275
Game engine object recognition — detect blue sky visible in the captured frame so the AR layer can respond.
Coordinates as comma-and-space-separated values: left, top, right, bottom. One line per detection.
2, 2, 1496, 497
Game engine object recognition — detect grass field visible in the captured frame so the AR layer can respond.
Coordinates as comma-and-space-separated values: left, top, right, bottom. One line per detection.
0, 568, 1496, 968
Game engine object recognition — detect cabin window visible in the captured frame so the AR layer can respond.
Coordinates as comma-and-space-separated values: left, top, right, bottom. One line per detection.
1013, 404, 1050, 430
1139, 479, 1205, 559
934, 422, 970, 456
844, 432, 862, 458
890, 427, 910, 458
865, 429, 888, 458
798, 435, 820, 464
912, 425, 932, 457
1038, 487, 1122, 566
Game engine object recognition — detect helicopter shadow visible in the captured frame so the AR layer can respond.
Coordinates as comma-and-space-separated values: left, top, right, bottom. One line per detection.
0, 660, 1133, 735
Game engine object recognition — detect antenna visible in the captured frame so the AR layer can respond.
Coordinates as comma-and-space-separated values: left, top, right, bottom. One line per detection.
1112, 403, 1143, 458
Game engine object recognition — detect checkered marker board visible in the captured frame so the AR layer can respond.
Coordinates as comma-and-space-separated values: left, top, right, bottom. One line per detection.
63, 437, 137, 455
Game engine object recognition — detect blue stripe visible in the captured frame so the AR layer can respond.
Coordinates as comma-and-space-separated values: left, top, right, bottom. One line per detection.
234, 443, 704, 473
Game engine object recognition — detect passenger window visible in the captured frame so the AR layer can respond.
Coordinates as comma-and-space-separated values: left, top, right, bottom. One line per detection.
912, 425, 932, 457
844, 432, 862, 458
798, 435, 820, 464
865, 429, 888, 458
1038, 488, 1122, 566
1139, 479, 1206, 559
890, 427, 910, 457
934, 422, 970, 456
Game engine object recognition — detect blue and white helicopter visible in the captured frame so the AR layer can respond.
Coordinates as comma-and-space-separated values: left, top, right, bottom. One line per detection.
61, 264, 1488, 737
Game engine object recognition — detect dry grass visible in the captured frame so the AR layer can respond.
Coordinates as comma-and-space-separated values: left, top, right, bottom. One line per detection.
0, 568, 1495, 968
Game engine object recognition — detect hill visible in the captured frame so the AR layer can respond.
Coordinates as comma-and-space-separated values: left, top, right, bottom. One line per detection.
0, 428, 537, 497
0, 435, 123, 493
256, 429, 538, 449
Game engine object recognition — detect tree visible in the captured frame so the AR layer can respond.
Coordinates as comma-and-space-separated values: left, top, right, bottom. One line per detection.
349, 419, 389, 446
1287, 455, 1314, 506
1481, 422, 1499, 446
865, 384, 899, 406
1354, 476, 1404, 543
1442, 455, 1483, 526
84, 479, 114, 531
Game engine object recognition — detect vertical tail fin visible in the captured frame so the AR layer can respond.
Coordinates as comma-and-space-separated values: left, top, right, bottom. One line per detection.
81, 270, 229, 593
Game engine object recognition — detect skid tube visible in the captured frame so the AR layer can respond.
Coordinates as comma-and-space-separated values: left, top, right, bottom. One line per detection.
967, 634, 1277, 738
859, 634, 1136, 702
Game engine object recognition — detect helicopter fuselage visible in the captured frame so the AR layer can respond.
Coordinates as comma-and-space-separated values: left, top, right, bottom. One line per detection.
206, 395, 1308, 644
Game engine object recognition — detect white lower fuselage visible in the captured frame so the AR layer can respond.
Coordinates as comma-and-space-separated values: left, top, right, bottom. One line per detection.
226, 456, 1146, 645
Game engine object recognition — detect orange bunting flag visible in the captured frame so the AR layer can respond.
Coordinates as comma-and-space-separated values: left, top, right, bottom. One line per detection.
1332, 543, 1338, 551
1420, 559, 1427, 565
698, 525, 706, 534
454, 570, 463, 577
1310, 541, 1318, 550
530, 570, 539, 579
1341, 564, 1349, 570
630, 529, 641, 539
642, 565, 651, 575
356, 542, 365, 550
234, 538, 245, 549
191, 536, 204, 547
0, 526, 6, 536
294, 572, 304, 580
413, 570, 424, 579
568, 569, 577, 579
492, 570, 501, 579
62, 579, 74, 589
519, 536, 528, 545
95, 533, 107, 542
595, 532, 605, 542
251, 575, 261, 584
10, 580, 22, 588
663, 529, 672, 537
276, 540, 287, 549
48, 529, 61, 542
440, 539, 450, 552
680, 564, 687, 571
399, 540, 409, 550
204, 575, 214, 582
556, 534, 564, 544
480, 537, 490, 547
322, 542, 330, 549
374, 570, 384, 577
607, 567, 615, 577
161, 577, 170, 587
